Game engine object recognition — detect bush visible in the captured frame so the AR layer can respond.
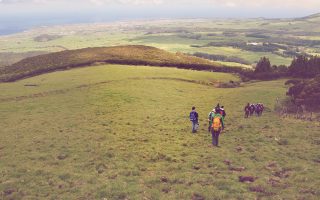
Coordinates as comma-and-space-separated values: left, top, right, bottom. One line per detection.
274, 97, 299, 113
286, 75, 320, 110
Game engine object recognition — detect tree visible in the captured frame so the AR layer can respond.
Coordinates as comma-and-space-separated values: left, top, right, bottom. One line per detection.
288, 55, 320, 78
277, 65, 288, 73
286, 75, 320, 110
254, 57, 272, 73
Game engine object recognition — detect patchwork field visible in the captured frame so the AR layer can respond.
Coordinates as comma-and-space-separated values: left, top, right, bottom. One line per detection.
0, 65, 319, 199
1, 13, 320, 68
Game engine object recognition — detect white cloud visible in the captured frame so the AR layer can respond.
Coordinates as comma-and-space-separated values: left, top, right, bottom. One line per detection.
0, 0, 164, 5
89, 0, 105, 6
0, 0, 49, 3
224, 2, 236, 7
1, 0, 320, 9
206, 0, 320, 9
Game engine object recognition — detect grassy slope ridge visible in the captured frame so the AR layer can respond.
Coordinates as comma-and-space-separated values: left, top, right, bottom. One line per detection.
0, 65, 319, 199
0, 45, 225, 82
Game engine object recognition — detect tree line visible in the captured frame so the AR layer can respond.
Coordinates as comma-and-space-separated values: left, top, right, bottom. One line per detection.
243, 55, 320, 80
248, 55, 320, 112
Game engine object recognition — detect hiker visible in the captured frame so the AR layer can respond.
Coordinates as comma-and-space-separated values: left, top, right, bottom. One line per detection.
220, 106, 226, 119
207, 108, 215, 132
249, 104, 255, 116
210, 109, 224, 146
254, 104, 259, 116
189, 106, 199, 133
215, 103, 220, 112
244, 103, 250, 118
260, 103, 264, 116
255, 104, 260, 116
256, 103, 264, 116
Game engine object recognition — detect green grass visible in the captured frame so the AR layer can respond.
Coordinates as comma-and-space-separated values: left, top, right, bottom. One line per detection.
0, 65, 319, 199
215, 61, 252, 68
186, 46, 293, 65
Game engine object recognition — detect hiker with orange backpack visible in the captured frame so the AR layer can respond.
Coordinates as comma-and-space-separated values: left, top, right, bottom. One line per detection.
210, 109, 224, 147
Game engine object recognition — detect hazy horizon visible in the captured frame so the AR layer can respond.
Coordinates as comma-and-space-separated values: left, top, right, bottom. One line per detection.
1, 0, 319, 35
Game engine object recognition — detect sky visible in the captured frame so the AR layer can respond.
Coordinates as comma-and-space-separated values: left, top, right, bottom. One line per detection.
0, 0, 319, 34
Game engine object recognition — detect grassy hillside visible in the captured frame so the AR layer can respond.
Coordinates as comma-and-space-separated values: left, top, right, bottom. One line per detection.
0, 45, 225, 82
0, 65, 319, 199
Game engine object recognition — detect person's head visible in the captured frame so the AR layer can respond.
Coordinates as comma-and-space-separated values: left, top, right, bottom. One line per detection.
221, 106, 224, 109
192, 106, 195, 110
215, 109, 221, 114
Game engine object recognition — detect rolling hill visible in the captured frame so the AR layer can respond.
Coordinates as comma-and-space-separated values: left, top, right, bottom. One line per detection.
0, 45, 230, 82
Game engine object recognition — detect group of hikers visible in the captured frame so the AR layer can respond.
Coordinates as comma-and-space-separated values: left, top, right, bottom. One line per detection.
189, 102, 265, 147
189, 104, 226, 147
244, 103, 264, 118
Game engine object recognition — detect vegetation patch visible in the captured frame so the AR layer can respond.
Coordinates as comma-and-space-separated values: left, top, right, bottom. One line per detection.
33, 34, 63, 42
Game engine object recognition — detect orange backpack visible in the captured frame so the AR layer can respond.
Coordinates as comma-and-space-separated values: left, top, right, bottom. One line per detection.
212, 116, 222, 131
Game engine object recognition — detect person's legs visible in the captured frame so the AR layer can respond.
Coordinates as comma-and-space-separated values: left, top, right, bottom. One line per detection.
191, 121, 194, 132
216, 131, 220, 146
192, 121, 197, 133
195, 121, 199, 132
211, 129, 215, 145
213, 130, 219, 146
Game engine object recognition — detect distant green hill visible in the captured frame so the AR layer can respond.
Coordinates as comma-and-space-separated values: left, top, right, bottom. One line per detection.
0, 45, 229, 82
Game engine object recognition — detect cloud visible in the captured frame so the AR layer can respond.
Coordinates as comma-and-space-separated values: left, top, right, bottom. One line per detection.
224, 2, 236, 8
1, 0, 320, 9
201, 0, 320, 9
0, 0, 164, 5
0, 0, 50, 3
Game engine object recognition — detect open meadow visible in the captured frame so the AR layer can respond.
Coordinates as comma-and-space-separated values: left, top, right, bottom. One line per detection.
1, 65, 319, 199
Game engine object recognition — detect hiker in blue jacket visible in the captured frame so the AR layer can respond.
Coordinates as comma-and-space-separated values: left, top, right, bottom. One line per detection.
189, 106, 199, 133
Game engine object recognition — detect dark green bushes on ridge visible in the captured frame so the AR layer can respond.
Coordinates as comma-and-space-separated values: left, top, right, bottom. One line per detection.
285, 75, 320, 110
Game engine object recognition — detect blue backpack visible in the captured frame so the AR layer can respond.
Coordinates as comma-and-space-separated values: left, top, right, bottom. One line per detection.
190, 112, 196, 121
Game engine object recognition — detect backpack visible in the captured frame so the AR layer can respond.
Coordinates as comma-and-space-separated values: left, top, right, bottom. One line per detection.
245, 106, 250, 112
190, 112, 196, 121
212, 116, 222, 131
